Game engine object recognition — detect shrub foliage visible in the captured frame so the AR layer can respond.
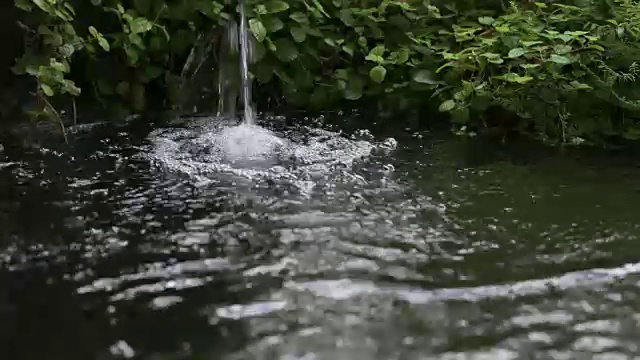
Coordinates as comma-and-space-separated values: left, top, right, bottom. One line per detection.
12, 0, 640, 143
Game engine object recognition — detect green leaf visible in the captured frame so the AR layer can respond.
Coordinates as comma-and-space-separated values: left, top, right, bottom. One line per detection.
58, 44, 75, 57
130, 32, 147, 48
412, 70, 439, 84
15, 0, 34, 11
311, 0, 330, 17
358, 36, 367, 48
369, 44, 385, 57
31, 0, 53, 13
40, 83, 55, 97
478, 17, 495, 25
97, 36, 110, 51
450, 107, 470, 124
24, 65, 38, 76
124, 44, 139, 64
273, 38, 298, 62
290, 27, 306, 43
569, 80, 592, 90
508, 48, 525, 58
365, 45, 386, 64
255, 4, 267, 15
470, 95, 491, 111
522, 41, 543, 47
334, 69, 349, 80
369, 65, 386, 83
249, 19, 267, 42
263, 17, 284, 32
129, 17, 153, 34
88, 26, 100, 38
549, 54, 572, 64
49, 59, 66, 73
481, 53, 503, 64
266, 38, 277, 52
63, 80, 81, 96
339, 9, 355, 26
395, 48, 410, 64
553, 44, 572, 55
323, 38, 337, 47
290, 12, 308, 24
306, 27, 323, 37
342, 44, 354, 56
344, 77, 363, 100
265, 0, 289, 13
512, 76, 534, 84
493, 73, 534, 84
439, 100, 456, 112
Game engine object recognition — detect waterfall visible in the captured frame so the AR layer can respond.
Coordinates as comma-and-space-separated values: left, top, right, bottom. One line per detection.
238, 0, 254, 125
177, 1, 255, 120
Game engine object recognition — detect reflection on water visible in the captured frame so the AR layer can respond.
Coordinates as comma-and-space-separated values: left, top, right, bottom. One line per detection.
2, 114, 640, 359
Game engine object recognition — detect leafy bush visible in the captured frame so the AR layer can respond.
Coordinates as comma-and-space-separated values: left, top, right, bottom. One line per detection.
11, 0, 640, 144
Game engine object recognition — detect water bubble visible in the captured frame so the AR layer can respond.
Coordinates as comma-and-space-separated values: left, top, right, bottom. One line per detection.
109, 340, 135, 359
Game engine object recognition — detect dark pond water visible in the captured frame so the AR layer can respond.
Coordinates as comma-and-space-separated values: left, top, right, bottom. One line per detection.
2, 113, 640, 359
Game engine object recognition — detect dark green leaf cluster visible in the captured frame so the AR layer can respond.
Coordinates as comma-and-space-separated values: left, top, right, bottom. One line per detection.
12, 0, 640, 144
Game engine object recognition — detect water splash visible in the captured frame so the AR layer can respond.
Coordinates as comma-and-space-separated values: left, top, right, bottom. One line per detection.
145, 117, 396, 192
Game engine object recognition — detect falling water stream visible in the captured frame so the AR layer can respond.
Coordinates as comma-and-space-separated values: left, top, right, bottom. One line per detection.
238, 0, 254, 125
3, 3, 640, 359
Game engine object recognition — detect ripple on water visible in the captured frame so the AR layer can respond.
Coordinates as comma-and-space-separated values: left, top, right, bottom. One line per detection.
4, 115, 640, 359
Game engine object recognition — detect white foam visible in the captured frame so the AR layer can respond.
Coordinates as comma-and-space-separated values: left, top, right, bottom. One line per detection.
144, 117, 395, 190
215, 124, 284, 162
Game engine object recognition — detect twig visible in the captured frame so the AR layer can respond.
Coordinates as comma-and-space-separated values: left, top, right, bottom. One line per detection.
72, 97, 77, 125
40, 92, 68, 143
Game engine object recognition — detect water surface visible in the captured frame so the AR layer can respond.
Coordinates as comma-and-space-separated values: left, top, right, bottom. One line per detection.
2, 114, 640, 359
